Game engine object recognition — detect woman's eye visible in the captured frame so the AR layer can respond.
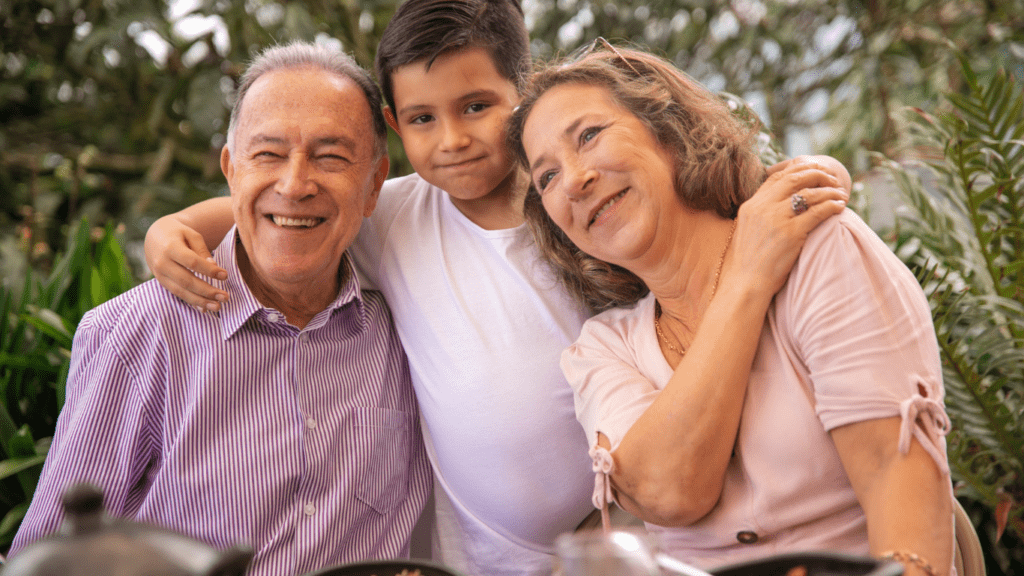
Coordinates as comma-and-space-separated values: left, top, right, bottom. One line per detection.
580, 126, 602, 144
538, 170, 556, 191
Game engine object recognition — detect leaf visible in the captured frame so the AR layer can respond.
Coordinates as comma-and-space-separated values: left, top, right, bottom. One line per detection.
996, 493, 1014, 541
0, 454, 46, 481
0, 502, 29, 542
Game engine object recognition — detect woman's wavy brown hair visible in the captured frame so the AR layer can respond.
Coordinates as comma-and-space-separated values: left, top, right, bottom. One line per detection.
507, 44, 766, 313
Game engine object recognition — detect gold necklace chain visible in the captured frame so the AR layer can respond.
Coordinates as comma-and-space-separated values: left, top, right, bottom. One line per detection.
654, 220, 737, 357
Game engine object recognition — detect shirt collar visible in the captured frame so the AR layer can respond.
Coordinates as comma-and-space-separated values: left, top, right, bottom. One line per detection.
210, 227, 366, 340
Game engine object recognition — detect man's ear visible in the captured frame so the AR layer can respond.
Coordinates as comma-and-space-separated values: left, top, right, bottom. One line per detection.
220, 145, 233, 184
384, 107, 401, 135
363, 155, 390, 217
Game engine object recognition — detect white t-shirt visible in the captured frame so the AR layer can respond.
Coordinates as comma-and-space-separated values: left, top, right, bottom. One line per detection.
350, 173, 595, 576
563, 209, 953, 570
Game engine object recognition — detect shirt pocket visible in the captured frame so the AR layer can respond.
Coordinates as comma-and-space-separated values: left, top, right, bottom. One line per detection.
351, 407, 414, 515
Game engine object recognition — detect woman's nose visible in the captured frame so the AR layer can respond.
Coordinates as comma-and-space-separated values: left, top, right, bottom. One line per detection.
563, 162, 598, 202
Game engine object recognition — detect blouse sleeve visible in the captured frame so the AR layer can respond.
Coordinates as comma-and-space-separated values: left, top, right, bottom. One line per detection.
780, 209, 950, 473
561, 301, 664, 512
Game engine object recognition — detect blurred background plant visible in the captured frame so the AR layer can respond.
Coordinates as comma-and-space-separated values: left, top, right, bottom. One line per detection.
883, 53, 1024, 572
1, 0, 1021, 571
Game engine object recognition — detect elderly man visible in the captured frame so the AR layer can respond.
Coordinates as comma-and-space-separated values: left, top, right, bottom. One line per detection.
10, 43, 431, 575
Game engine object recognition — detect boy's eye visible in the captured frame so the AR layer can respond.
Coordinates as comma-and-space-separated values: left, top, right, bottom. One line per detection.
409, 114, 433, 125
465, 102, 488, 114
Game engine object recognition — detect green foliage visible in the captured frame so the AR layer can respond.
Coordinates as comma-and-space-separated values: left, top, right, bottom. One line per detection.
882, 54, 1024, 574
0, 219, 135, 548
529, 0, 1024, 170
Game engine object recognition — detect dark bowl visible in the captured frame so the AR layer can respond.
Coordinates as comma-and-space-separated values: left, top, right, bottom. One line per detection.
709, 551, 903, 576
302, 559, 468, 576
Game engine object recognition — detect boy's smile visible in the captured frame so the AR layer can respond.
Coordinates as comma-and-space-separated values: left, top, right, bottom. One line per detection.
387, 47, 521, 227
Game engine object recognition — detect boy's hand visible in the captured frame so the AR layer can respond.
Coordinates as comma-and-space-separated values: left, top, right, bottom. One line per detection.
144, 215, 229, 311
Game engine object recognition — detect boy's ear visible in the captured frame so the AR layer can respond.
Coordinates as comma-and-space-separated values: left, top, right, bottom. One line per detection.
384, 107, 401, 135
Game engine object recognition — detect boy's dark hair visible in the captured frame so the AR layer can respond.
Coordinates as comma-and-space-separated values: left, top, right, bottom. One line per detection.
374, 0, 530, 111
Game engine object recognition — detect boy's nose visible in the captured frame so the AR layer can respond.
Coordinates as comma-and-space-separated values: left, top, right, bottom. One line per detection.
439, 121, 471, 151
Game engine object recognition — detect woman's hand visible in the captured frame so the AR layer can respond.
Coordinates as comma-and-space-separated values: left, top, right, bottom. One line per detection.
725, 157, 850, 299
143, 199, 234, 311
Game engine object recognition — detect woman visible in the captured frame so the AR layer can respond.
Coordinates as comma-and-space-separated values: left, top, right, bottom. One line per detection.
506, 44, 954, 576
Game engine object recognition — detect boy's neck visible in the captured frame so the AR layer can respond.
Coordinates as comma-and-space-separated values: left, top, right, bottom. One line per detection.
448, 169, 527, 230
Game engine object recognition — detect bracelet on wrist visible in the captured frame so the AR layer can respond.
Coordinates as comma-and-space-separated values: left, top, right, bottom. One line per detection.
880, 550, 938, 576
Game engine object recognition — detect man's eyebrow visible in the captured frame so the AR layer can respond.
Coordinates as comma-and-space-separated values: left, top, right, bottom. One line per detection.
310, 136, 358, 151
529, 116, 584, 173
244, 134, 359, 151
246, 134, 286, 147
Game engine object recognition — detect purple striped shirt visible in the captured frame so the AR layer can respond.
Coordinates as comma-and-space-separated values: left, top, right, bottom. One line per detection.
10, 230, 431, 576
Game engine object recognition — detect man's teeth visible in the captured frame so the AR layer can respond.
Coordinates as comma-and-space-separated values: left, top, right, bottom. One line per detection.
272, 215, 320, 228
591, 191, 627, 224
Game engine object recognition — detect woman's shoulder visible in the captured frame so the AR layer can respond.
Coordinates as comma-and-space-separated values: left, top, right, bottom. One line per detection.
574, 294, 655, 353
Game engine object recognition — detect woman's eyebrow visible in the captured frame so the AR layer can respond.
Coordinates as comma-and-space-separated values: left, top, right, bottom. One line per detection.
529, 117, 585, 173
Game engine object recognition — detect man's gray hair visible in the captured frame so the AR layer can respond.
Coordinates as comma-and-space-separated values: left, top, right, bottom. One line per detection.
226, 41, 388, 159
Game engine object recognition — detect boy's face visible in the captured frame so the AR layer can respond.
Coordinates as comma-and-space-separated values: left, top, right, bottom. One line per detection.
387, 47, 519, 205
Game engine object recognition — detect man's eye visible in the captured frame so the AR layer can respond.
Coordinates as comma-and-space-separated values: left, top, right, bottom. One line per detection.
254, 151, 281, 159
317, 154, 351, 167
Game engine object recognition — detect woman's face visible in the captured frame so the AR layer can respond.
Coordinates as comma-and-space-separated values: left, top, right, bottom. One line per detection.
521, 82, 680, 267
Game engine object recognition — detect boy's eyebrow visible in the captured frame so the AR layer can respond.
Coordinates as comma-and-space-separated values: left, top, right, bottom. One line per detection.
529, 117, 584, 173
396, 88, 505, 117
456, 89, 502, 103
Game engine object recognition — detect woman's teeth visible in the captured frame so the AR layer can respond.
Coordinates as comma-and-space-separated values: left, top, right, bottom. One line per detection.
591, 190, 627, 225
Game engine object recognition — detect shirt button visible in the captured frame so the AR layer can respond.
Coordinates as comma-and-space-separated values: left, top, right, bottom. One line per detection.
305, 418, 317, 429
736, 531, 758, 544
304, 503, 316, 516
267, 312, 279, 323
298, 332, 309, 343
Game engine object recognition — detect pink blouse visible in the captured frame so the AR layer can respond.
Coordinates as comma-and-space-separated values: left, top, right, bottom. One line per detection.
562, 210, 952, 569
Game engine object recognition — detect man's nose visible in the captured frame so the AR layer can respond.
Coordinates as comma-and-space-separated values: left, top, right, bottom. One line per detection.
276, 154, 316, 198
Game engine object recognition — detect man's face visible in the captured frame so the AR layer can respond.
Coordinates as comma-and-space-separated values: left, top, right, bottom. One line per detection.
222, 67, 388, 299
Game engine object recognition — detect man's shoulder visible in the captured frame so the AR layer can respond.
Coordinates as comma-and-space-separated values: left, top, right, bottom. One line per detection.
79, 279, 191, 338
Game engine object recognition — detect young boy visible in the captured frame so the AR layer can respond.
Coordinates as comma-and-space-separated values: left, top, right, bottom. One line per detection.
144, 2, 852, 573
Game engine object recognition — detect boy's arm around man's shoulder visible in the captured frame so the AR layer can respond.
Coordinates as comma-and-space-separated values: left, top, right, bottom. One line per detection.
9, 294, 160, 557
